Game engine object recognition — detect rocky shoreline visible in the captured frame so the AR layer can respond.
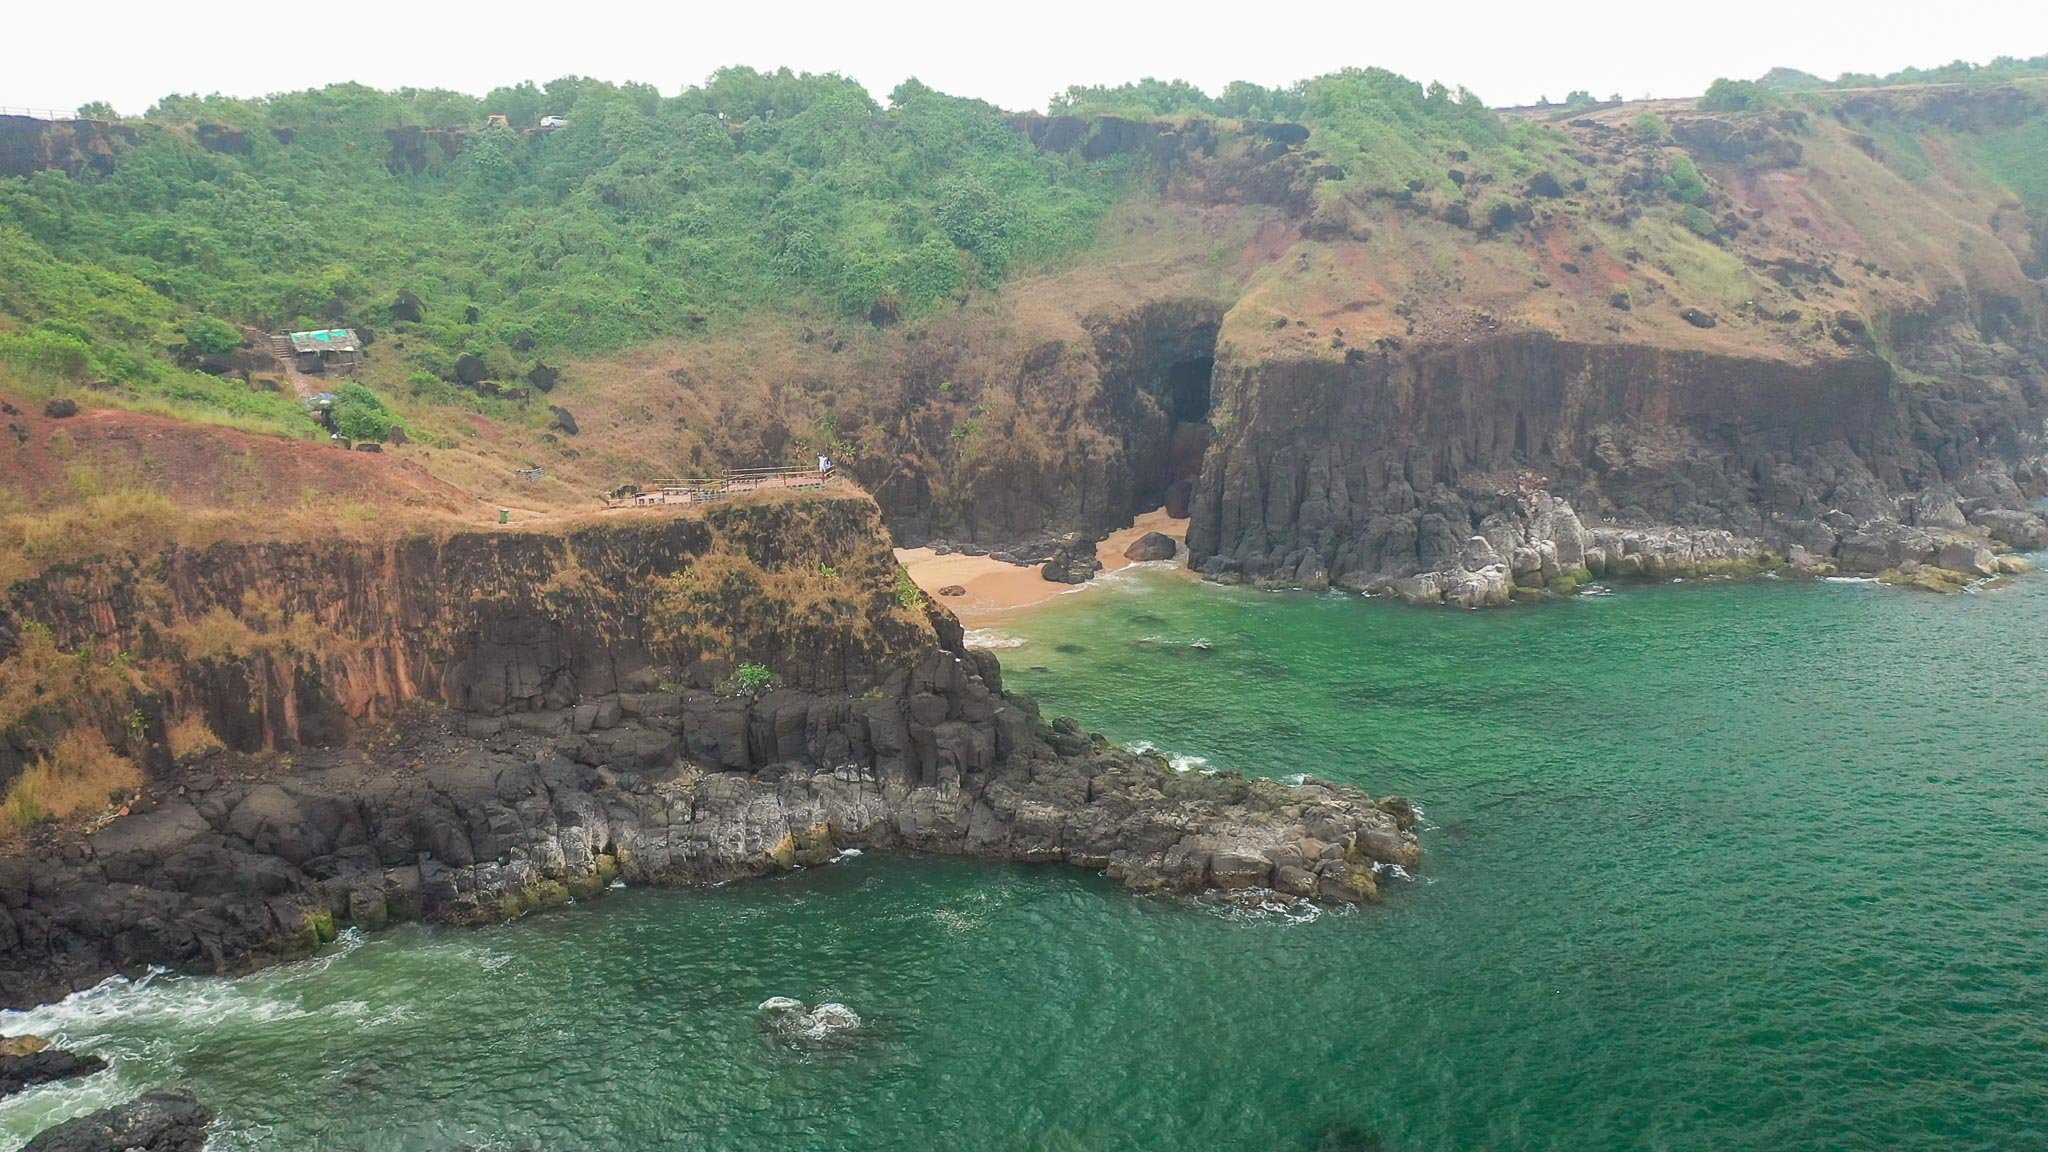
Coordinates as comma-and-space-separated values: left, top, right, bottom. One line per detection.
0, 646, 1417, 1011
1190, 470, 2048, 608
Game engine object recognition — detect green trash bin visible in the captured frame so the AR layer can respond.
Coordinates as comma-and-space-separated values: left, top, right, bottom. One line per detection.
499, 508, 510, 525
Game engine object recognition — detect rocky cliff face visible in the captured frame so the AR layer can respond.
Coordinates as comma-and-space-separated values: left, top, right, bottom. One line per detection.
0, 495, 1418, 1007
0, 116, 137, 179
1187, 317, 2048, 598
734, 87, 2048, 593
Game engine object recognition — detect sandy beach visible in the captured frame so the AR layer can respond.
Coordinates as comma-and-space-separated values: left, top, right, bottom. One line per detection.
897, 508, 1191, 622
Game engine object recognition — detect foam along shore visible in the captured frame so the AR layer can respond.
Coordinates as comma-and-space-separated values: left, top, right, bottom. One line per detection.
897, 509, 1190, 619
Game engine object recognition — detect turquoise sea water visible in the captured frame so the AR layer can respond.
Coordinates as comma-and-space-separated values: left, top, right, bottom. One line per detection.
4, 568, 2047, 1151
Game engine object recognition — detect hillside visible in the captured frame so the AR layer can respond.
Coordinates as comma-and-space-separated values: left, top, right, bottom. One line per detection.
1, 66, 2046, 591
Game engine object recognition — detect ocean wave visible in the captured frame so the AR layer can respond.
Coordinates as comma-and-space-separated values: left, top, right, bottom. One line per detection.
0, 966, 314, 1044
0, 1064, 133, 1152
1195, 889, 1326, 925
963, 628, 1027, 650
1124, 739, 1213, 774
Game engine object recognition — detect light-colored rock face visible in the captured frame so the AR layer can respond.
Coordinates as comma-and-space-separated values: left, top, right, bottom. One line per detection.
0, 1035, 47, 1058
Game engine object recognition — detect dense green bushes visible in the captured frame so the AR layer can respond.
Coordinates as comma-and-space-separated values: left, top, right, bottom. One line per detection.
1699, 79, 1777, 112
0, 71, 1132, 416
330, 383, 400, 442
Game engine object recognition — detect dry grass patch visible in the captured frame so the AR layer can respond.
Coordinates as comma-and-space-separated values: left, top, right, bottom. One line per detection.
2, 728, 141, 832
165, 714, 225, 761
167, 591, 353, 663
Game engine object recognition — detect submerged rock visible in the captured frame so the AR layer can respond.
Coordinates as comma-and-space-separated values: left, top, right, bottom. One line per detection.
758, 998, 862, 1045
21, 1088, 211, 1152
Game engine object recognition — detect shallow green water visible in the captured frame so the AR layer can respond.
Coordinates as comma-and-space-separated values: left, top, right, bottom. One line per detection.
5, 569, 2048, 1151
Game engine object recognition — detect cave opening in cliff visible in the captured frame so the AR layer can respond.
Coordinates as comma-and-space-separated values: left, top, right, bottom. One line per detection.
1142, 352, 1216, 519
1165, 356, 1214, 423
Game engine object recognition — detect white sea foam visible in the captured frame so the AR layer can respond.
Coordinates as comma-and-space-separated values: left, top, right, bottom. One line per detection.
0, 1063, 134, 1152
963, 628, 1027, 650
1823, 576, 1879, 585
0, 965, 313, 1043
1124, 740, 1213, 774
1197, 889, 1325, 925
829, 848, 864, 863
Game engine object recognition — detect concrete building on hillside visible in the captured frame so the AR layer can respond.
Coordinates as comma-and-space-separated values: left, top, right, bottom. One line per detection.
285, 329, 362, 374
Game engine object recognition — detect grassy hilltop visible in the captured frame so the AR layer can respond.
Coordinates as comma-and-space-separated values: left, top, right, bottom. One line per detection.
0, 60, 2045, 528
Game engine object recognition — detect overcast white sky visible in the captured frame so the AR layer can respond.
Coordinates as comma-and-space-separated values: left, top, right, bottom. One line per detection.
12, 0, 2048, 117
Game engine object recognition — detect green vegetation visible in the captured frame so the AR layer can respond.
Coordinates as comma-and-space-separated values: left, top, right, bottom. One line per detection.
180, 316, 243, 355
1762, 54, 2048, 91
1975, 116, 2048, 206
330, 383, 401, 442
733, 662, 778, 694
0, 71, 1133, 424
1050, 68, 1536, 190
1664, 155, 1709, 205
894, 565, 925, 611
1699, 79, 1778, 112
0, 66, 1590, 434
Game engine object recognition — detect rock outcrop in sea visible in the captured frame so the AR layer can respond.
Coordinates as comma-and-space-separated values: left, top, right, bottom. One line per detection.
0, 496, 1417, 1008
19, 1089, 211, 1152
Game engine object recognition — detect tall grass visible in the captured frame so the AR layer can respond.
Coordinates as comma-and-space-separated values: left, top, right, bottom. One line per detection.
2, 729, 140, 831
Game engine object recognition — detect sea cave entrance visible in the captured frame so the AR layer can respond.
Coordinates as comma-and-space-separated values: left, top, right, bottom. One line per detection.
1165, 355, 1214, 424
1095, 302, 1223, 527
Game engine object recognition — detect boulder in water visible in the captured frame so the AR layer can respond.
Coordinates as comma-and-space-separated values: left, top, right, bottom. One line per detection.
757, 997, 863, 1044
1123, 532, 1178, 562
1935, 540, 1996, 578
0, 1049, 106, 1098
21, 1088, 211, 1152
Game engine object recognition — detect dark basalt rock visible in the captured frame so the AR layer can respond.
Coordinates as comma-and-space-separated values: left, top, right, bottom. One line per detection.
1123, 532, 1178, 562
42, 399, 77, 419
0, 661, 1416, 1007
0, 1049, 106, 1097
21, 1089, 211, 1152
0, 502, 1417, 1007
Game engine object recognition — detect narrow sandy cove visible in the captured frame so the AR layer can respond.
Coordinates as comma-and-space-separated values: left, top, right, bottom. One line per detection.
896, 508, 1191, 622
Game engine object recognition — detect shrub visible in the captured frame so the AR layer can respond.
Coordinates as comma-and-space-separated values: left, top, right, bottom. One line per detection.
330, 383, 399, 442
1699, 79, 1775, 113
1681, 205, 1718, 237
182, 316, 244, 356
895, 566, 925, 611
1632, 114, 1668, 142
733, 662, 778, 694
0, 330, 94, 380
1665, 155, 1709, 205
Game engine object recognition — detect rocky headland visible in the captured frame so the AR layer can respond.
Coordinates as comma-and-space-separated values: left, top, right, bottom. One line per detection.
0, 495, 1417, 1011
